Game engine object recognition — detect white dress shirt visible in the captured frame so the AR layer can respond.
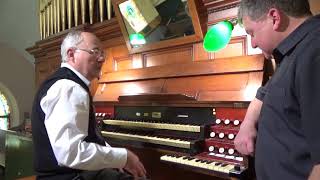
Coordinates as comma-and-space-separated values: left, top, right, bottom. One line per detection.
40, 63, 127, 170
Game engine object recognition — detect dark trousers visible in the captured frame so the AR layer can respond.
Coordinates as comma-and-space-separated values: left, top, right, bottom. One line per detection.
79, 169, 133, 180
37, 169, 133, 180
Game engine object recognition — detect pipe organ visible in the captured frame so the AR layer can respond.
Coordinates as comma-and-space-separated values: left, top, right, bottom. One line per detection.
38, 0, 113, 39
94, 55, 268, 180
28, 1, 271, 179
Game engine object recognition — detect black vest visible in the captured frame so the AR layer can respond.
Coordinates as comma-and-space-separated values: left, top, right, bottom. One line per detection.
31, 67, 105, 178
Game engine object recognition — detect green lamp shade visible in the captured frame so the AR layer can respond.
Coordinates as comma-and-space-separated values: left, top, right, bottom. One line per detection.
129, 33, 146, 45
203, 21, 234, 52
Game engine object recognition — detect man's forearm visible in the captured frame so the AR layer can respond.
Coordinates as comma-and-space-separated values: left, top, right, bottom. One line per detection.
242, 97, 263, 128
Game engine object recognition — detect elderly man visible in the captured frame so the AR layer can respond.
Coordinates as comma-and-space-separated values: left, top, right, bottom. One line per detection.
32, 31, 146, 180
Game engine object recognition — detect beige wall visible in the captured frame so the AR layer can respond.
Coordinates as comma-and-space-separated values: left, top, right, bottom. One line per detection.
0, 0, 38, 127
0, 43, 35, 127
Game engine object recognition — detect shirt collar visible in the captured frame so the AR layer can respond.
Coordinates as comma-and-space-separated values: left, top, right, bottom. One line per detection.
272, 14, 320, 64
61, 63, 90, 86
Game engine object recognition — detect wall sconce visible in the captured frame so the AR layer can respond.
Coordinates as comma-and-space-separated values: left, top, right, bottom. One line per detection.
203, 19, 238, 52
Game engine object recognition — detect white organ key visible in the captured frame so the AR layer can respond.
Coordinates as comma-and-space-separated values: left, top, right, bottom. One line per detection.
209, 146, 215, 152
210, 132, 216, 138
103, 119, 201, 132
228, 133, 235, 140
233, 119, 240, 126
160, 155, 169, 161
235, 156, 244, 162
215, 119, 221, 124
222, 164, 235, 173
160, 155, 240, 174
218, 132, 225, 139
208, 162, 219, 170
101, 131, 191, 148
228, 148, 235, 155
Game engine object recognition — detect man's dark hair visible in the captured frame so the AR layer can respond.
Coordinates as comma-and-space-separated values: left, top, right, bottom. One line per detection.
238, 0, 312, 24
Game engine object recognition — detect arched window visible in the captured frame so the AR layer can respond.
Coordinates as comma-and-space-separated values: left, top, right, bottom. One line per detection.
0, 92, 10, 130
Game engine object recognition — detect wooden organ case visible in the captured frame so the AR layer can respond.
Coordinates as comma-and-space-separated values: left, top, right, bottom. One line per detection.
94, 54, 268, 180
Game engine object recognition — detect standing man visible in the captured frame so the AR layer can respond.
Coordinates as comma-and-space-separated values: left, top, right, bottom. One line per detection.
234, 0, 320, 179
31, 31, 146, 180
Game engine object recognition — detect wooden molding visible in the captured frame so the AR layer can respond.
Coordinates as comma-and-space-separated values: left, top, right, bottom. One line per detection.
26, 19, 122, 62
202, 0, 240, 13
100, 54, 264, 83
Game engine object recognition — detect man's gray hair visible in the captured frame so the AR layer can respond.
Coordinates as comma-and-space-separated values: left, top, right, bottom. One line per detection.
238, 0, 312, 25
60, 31, 84, 63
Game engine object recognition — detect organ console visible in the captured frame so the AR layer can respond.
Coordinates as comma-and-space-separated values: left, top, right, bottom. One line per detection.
100, 97, 214, 154
93, 55, 269, 180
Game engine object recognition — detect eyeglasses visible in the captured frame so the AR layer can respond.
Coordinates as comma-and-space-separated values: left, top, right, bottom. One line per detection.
75, 48, 106, 59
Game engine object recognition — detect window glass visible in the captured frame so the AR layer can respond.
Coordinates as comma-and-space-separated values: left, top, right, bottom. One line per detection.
0, 92, 10, 130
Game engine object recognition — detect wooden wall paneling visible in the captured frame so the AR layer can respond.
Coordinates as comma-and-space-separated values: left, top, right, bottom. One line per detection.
99, 49, 110, 76
202, 0, 240, 11
103, 48, 115, 73
91, 19, 125, 48
310, 0, 320, 14
108, 45, 131, 71
193, 35, 247, 61
94, 79, 165, 102
47, 51, 61, 73
207, 6, 238, 26
143, 45, 194, 67
198, 89, 248, 102
132, 54, 143, 69
35, 60, 50, 87
99, 54, 264, 83
90, 78, 100, 95
50, 59, 61, 73
245, 71, 264, 96
96, 55, 265, 102
34, 53, 60, 87
113, 56, 132, 71
197, 71, 264, 102
196, 3, 249, 61
213, 35, 247, 58
193, 42, 210, 61
163, 73, 249, 100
